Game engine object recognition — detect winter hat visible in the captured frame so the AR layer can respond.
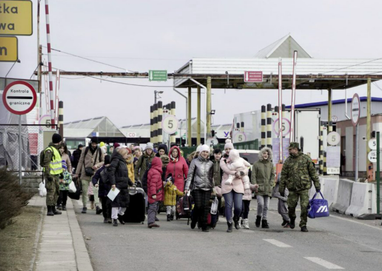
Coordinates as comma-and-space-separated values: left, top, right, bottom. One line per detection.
133, 146, 141, 151
52, 133, 62, 144
157, 144, 168, 154
78, 144, 84, 149
199, 144, 210, 153
61, 160, 67, 170
113, 142, 120, 148
288, 142, 299, 150
145, 142, 154, 151
224, 139, 234, 150
91, 136, 98, 143
99, 142, 105, 148
160, 154, 170, 167
196, 144, 203, 153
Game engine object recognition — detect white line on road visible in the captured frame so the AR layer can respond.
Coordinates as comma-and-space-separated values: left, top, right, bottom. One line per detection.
330, 215, 382, 232
263, 239, 292, 248
304, 257, 344, 269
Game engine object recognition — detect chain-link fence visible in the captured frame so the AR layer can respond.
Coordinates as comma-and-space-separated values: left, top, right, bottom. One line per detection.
0, 124, 46, 175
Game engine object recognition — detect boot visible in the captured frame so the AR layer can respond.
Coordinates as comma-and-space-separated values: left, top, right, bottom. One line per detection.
62, 205, 66, 211
81, 207, 87, 214
170, 214, 174, 221
118, 215, 125, 225
233, 216, 240, 230
243, 218, 250, 229
261, 220, 269, 229
290, 217, 296, 229
255, 215, 261, 228
281, 220, 288, 227
226, 222, 233, 233
301, 226, 308, 232
47, 206, 54, 216
96, 206, 102, 215
52, 206, 62, 215
167, 215, 171, 221
113, 219, 118, 227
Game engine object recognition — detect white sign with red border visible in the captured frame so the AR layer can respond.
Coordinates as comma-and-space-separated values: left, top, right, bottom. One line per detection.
2, 81, 37, 115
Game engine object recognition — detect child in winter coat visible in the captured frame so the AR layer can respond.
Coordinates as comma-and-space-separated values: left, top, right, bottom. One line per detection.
58, 160, 73, 211
273, 173, 290, 227
224, 149, 251, 190
147, 157, 164, 228
163, 173, 184, 221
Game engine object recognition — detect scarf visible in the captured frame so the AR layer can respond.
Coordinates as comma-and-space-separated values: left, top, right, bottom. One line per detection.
170, 155, 179, 163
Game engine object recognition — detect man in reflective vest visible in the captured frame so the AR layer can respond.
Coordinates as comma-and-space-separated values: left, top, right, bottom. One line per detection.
42, 133, 64, 216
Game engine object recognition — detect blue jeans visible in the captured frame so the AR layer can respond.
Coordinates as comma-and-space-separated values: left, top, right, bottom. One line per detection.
223, 191, 243, 223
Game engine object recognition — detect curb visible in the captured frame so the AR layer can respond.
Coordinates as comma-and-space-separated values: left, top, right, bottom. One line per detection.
28, 205, 44, 271
67, 199, 94, 271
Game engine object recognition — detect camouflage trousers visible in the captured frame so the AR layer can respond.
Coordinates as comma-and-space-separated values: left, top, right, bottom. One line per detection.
45, 175, 60, 206
287, 190, 309, 228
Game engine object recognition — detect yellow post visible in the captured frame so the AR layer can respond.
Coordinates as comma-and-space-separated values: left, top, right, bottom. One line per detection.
366, 78, 371, 176
328, 88, 332, 132
207, 77, 212, 137
197, 86, 201, 146
187, 87, 192, 146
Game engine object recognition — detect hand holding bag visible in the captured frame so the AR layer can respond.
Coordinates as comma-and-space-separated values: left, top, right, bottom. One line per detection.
308, 191, 330, 218
210, 196, 219, 215
68, 181, 77, 193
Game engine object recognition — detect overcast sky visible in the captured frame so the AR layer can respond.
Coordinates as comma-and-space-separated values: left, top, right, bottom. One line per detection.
2, 0, 382, 127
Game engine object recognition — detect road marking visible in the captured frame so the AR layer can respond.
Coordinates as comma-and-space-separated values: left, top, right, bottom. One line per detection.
304, 257, 344, 269
330, 215, 382, 232
263, 239, 292, 248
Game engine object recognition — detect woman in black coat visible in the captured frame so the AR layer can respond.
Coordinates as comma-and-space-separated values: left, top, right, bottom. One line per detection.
108, 147, 133, 226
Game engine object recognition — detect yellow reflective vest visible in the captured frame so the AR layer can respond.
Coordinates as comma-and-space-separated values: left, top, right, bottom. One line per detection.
46, 146, 63, 175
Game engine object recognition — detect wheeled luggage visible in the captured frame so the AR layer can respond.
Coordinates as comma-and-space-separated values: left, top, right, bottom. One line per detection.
122, 186, 146, 223
175, 194, 193, 222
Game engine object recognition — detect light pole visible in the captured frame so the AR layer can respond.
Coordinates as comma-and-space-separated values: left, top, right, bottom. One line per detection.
154, 90, 163, 104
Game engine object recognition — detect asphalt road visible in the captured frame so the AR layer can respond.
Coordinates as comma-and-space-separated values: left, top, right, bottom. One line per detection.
74, 199, 382, 271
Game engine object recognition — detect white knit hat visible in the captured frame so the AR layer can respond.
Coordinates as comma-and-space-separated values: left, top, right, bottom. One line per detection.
196, 144, 203, 152
145, 142, 154, 150
224, 139, 234, 150
199, 144, 210, 153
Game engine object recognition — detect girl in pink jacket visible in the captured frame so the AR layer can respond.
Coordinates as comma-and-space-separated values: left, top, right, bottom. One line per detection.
147, 157, 164, 228
165, 146, 188, 192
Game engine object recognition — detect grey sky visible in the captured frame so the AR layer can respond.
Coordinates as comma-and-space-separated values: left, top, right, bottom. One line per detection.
2, 0, 382, 127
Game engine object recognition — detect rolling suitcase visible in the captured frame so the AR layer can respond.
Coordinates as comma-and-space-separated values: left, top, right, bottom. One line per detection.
122, 186, 146, 223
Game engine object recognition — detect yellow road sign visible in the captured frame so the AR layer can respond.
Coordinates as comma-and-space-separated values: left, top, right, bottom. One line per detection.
0, 1, 32, 35
0, 36, 18, 62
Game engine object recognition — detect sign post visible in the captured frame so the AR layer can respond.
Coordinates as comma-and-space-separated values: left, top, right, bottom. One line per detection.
376, 132, 380, 215
351, 93, 360, 181
2, 81, 37, 184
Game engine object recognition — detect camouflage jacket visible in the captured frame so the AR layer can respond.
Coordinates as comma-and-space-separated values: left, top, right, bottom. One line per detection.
279, 151, 320, 192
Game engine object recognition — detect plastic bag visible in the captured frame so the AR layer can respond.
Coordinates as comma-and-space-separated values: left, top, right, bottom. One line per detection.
68, 181, 77, 193
210, 196, 219, 215
38, 181, 47, 197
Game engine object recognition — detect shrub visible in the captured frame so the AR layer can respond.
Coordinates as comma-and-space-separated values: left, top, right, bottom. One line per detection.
0, 167, 34, 229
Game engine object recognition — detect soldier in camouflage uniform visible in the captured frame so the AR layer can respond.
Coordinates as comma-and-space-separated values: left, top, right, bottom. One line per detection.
279, 142, 320, 232
42, 134, 64, 216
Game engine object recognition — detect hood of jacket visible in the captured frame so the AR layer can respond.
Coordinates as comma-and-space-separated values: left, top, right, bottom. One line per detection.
169, 145, 181, 160
228, 149, 241, 162
151, 157, 163, 173
258, 147, 273, 162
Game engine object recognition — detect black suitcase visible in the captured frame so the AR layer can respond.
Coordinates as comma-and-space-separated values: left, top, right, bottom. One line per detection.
122, 187, 146, 223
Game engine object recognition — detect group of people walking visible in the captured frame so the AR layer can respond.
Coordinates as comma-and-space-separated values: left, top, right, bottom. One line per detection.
42, 133, 320, 233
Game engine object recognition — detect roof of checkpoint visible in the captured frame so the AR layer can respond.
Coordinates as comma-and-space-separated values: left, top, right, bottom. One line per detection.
174, 34, 382, 90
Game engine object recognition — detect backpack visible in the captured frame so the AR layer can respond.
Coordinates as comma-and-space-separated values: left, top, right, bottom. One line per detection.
39, 146, 55, 168
100, 167, 109, 184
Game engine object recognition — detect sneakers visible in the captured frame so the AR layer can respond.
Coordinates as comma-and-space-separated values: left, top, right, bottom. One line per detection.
62, 205, 66, 211
52, 206, 62, 215
96, 206, 102, 215
103, 218, 108, 223
281, 220, 288, 227
148, 223, 160, 228
118, 215, 125, 225
283, 222, 290, 228
301, 226, 309, 232
81, 207, 87, 214
57, 205, 62, 210
107, 218, 112, 224
113, 219, 118, 227
167, 215, 171, 221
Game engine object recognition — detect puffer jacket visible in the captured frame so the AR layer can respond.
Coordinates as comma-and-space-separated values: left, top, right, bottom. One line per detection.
163, 181, 184, 206
251, 147, 275, 197
147, 157, 164, 204
184, 155, 214, 191
165, 146, 189, 192
220, 152, 249, 195
108, 152, 133, 208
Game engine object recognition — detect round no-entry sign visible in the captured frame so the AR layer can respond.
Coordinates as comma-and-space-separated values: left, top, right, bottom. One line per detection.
2, 81, 37, 115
